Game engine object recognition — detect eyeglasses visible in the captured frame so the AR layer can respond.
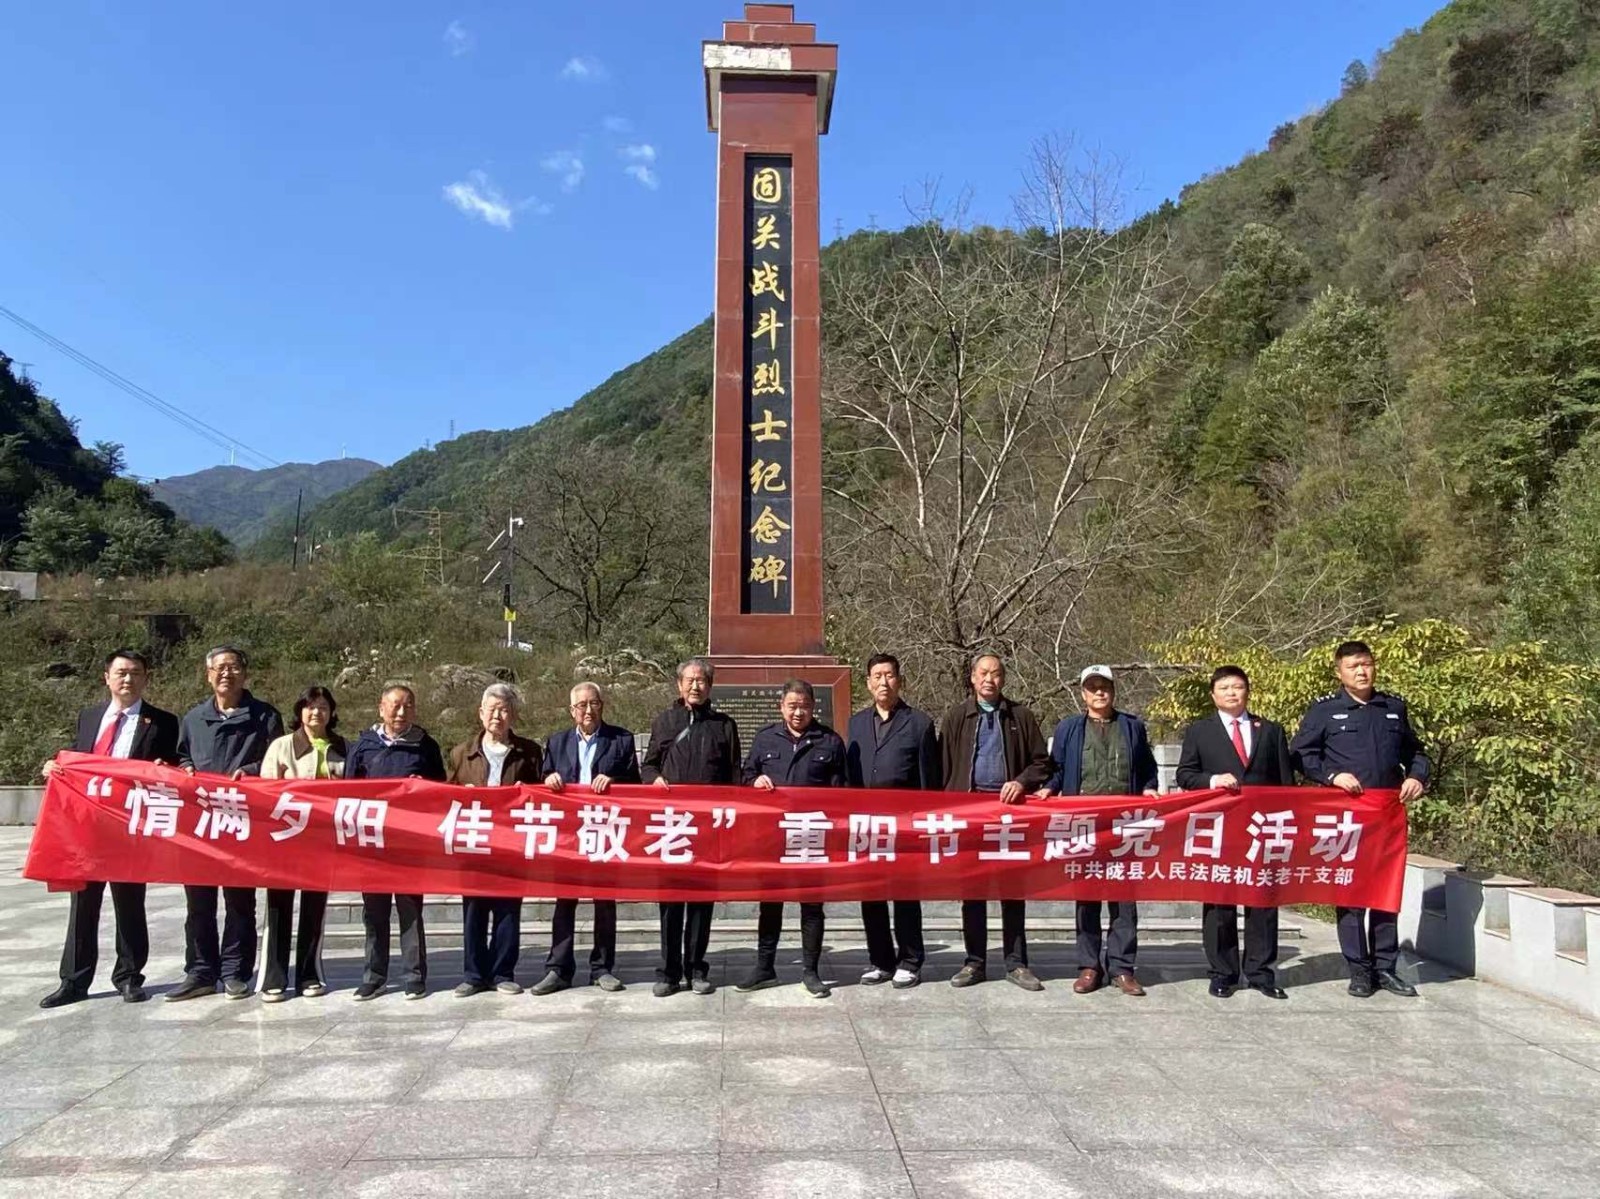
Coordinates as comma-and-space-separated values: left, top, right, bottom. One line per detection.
570, 700, 603, 710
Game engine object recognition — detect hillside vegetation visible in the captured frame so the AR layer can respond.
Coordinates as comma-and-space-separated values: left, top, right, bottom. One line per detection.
152, 457, 380, 548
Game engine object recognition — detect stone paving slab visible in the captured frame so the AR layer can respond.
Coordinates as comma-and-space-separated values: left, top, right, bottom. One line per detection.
4, 827, 1600, 1197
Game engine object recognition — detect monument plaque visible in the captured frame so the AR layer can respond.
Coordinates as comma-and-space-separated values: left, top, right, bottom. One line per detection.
702, 4, 849, 723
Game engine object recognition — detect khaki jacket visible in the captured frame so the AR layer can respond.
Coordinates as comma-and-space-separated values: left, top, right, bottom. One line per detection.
261, 729, 348, 780
447, 731, 543, 787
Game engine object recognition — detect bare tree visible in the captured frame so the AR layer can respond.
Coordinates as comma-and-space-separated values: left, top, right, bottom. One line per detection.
820, 138, 1198, 702
499, 438, 706, 643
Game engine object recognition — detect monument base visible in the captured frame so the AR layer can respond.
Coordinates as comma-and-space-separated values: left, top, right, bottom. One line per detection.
708, 655, 852, 737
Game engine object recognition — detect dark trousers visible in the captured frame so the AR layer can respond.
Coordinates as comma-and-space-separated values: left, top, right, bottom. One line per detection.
1336, 905, 1399, 975
182, 885, 257, 984
361, 893, 426, 985
1076, 899, 1138, 976
1202, 903, 1279, 985
961, 899, 1028, 971
546, 898, 616, 982
262, 889, 327, 993
755, 901, 824, 973
657, 901, 713, 982
861, 900, 924, 971
58, 880, 148, 992
462, 896, 521, 984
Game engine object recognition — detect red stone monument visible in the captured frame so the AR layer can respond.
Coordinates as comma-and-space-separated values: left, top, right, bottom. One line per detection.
701, 4, 849, 730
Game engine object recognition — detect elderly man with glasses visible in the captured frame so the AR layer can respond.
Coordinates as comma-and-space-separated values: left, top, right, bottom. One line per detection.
530, 681, 641, 995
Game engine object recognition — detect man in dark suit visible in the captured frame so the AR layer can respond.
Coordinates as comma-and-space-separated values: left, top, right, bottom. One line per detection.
1038, 665, 1160, 997
40, 648, 180, 1008
846, 653, 940, 989
532, 681, 641, 995
1175, 665, 1294, 1000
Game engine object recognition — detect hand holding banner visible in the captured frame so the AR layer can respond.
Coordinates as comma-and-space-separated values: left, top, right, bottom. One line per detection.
25, 752, 1406, 908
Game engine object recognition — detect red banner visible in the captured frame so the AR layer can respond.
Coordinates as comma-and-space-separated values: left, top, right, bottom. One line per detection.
24, 752, 1407, 908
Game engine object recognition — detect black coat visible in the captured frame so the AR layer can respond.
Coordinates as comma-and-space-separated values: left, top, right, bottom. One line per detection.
641, 701, 741, 785
743, 721, 848, 788
1175, 712, 1294, 789
845, 702, 940, 790
74, 700, 180, 763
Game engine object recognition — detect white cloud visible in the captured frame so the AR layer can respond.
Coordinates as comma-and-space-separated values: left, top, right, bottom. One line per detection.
602, 115, 633, 133
443, 20, 473, 56
540, 150, 585, 192
620, 144, 659, 189
560, 55, 608, 81
442, 170, 515, 229
624, 163, 659, 189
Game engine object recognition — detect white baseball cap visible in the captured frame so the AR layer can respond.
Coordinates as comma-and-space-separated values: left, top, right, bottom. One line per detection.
1079, 664, 1114, 685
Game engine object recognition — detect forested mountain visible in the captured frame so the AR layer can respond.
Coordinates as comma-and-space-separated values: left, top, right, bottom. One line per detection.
0, 353, 231, 576
280, 0, 1600, 689
152, 457, 380, 548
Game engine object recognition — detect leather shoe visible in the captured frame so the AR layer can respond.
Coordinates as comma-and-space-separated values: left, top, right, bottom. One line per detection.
1248, 982, 1288, 1000
166, 977, 217, 1002
1208, 979, 1235, 999
39, 984, 87, 1009
1006, 966, 1044, 992
1072, 967, 1103, 994
119, 982, 149, 1003
1375, 970, 1418, 997
949, 964, 985, 988
1111, 972, 1146, 997
1348, 974, 1375, 998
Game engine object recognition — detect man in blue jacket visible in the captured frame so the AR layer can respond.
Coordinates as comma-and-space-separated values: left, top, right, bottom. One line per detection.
531, 681, 641, 995
346, 682, 447, 1001
170, 645, 283, 1002
1038, 665, 1160, 997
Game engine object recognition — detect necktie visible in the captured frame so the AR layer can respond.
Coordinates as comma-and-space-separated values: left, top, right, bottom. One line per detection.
1230, 717, 1248, 767
94, 710, 125, 756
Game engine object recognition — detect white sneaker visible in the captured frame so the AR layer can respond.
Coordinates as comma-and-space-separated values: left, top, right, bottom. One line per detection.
860, 968, 892, 985
892, 968, 920, 989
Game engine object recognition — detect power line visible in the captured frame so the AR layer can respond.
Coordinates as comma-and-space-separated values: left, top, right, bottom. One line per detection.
0, 304, 280, 469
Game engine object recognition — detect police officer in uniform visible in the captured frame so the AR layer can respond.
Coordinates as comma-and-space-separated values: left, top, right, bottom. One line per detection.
736, 679, 848, 999
1290, 640, 1428, 998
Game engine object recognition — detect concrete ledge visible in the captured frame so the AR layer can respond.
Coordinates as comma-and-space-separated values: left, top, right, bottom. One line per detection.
1397, 860, 1600, 1020
0, 787, 42, 826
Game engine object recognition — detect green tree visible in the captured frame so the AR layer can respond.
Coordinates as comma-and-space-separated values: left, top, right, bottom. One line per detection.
1505, 425, 1600, 661
96, 512, 169, 578
17, 490, 96, 574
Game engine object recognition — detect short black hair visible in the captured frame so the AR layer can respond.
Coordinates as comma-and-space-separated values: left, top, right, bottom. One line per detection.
104, 648, 151, 671
781, 678, 816, 702
1209, 664, 1250, 690
1334, 639, 1373, 663
290, 685, 339, 733
865, 653, 901, 675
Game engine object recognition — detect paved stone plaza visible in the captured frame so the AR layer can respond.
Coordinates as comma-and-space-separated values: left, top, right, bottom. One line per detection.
3, 829, 1599, 1197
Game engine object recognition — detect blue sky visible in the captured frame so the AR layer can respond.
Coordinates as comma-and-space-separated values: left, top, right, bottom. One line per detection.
2, 0, 1444, 480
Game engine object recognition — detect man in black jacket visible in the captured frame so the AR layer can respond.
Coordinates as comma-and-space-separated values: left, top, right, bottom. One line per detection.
170, 645, 283, 1002
642, 657, 741, 997
846, 653, 940, 989
737, 679, 848, 998
1175, 665, 1294, 1000
40, 648, 180, 1008
346, 682, 447, 1001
